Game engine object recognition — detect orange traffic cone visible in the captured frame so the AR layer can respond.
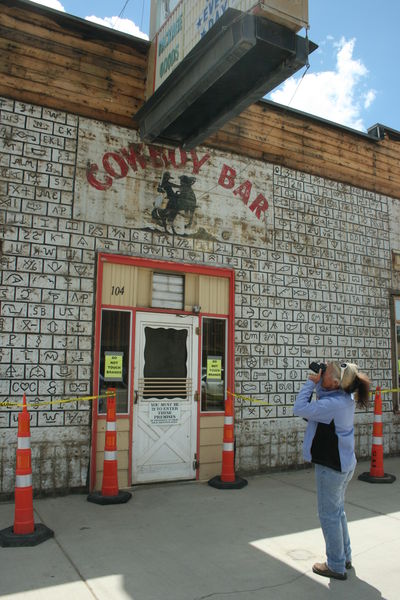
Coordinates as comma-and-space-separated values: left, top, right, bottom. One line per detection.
87, 388, 132, 504
358, 387, 396, 484
0, 395, 53, 547
208, 393, 247, 489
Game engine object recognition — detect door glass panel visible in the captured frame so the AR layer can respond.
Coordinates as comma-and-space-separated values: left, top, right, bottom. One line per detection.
98, 310, 130, 414
397, 324, 400, 389
395, 299, 400, 320
143, 327, 188, 399
394, 297, 400, 410
201, 318, 226, 412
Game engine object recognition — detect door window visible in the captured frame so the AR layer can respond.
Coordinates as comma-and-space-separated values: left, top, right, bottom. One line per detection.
395, 297, 400, 409
98, 309, 131, 414
201, 318, 226, 412
143, 327, 188, 399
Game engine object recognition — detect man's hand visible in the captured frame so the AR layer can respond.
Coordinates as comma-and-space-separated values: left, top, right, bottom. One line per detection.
309, 368, 323, 384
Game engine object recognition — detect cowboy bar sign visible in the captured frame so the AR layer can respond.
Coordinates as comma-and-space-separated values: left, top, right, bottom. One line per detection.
74, 119, 273, 244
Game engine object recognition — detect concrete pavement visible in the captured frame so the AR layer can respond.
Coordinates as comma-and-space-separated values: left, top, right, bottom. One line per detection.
0, 457, 399, 600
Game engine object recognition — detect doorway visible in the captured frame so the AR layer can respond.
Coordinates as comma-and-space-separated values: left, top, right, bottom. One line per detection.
132, 312, 199, 483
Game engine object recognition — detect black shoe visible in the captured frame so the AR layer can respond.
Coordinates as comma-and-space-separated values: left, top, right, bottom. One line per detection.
312, 562, 347, 581
345, 561, 352, 569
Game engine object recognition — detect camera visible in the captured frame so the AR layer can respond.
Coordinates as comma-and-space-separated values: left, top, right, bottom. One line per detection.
309, 361, 327, 374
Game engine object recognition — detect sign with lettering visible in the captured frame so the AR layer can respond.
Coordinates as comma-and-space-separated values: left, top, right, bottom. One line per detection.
150, 401, 181, 425
207, 356, 222, 380
75, 118, 274, 246
152, 0, 308, 90
104, 352, 123, 381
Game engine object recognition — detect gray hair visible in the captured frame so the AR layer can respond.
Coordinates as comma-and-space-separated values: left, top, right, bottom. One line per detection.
331, 362, 359, 391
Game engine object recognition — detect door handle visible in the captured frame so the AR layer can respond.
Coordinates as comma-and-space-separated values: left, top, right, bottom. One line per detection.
134, 390, 138, 404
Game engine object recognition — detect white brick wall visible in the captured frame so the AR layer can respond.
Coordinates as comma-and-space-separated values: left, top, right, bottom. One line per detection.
1, 96, 399, 493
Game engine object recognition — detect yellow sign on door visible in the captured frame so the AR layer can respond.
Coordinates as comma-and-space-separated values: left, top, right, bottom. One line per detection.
104, 352, 123, 381
207, 356, 222, 380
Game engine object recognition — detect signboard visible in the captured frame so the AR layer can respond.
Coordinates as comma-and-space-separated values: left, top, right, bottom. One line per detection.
152, 0, 308, 90
75, 118, 274, 246
207, 356, 222, 381
104, 352, 124, 382
150, 401, 181, 424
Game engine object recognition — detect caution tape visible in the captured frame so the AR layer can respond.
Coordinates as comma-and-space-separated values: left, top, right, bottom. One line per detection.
228, 387, 400, 407
2, 387, 399, 410
0, 392, 113, 409
227, 390, 292, 407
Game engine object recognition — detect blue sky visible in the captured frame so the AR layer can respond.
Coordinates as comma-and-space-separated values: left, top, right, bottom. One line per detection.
30, 0, 400, 133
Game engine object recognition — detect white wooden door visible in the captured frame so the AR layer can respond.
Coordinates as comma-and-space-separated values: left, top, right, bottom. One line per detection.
132, 312, 198, 483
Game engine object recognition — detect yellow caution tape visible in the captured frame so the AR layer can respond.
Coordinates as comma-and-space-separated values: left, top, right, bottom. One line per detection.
228, 387, 400, 407
0, 392, 113, 409
227, 390, 291, 407
2, 387, 399, 411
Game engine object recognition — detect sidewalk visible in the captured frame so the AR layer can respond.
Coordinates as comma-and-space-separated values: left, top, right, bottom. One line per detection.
0, 457, 399, 600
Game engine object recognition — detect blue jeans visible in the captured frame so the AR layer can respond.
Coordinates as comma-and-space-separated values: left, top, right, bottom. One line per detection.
315, 463, 355, 574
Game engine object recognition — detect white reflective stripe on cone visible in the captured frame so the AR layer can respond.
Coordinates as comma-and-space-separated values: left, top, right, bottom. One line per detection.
372, 437, 383, 445
373, 415, 382, 422
104, 451, 117, 461
223, 443, 234, 452
16, 474, 32, 488
17, 437, 31, 449
224, 416, 234, 425
106, 422, 117, 431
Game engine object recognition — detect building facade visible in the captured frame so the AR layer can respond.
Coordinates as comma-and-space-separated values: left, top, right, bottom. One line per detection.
0, 1, 399, 495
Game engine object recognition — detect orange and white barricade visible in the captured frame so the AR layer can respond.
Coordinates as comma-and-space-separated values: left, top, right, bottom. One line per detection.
87, 388, 132, 504
208, 393, 247, 489
0, 395, 53, 547
358, 387, 396, 484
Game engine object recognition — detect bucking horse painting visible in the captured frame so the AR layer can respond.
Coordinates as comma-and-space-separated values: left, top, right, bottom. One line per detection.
151, 171, 197, 234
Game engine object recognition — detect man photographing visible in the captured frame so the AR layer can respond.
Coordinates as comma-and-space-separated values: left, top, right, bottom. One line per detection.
293, 361, 370, 580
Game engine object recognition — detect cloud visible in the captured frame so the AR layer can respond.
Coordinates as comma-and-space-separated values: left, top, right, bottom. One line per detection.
85, 15, 149, 40
29, 0, 65, 10
27, 2, 148, 40
269, 37, 376, 131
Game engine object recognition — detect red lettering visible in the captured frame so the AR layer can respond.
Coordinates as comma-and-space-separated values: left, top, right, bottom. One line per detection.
249, 194, 269, 219
190, 150, 210, 174
120, 144, 147, 171
218, 164, 236, 189
102, 152, 128, 179
149, 145, 168, 168
168, 148, 188, 169
233, 180, 252, 205
86, 163, 112, 191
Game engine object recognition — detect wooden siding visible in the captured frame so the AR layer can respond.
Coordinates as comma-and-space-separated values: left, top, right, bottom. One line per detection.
208, 103, 400, 200
0, 0, 148, 129
1, 0, 400, 200
198, 415, 224, 481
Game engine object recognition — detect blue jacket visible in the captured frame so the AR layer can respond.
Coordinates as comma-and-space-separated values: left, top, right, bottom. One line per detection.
293, 379, 356, 473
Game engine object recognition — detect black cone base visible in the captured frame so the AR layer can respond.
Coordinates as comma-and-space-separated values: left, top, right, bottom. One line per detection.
208, 475, 248, 489
0, 523, 54, 547
358, 472, 396, 484
87, 490, 132, 504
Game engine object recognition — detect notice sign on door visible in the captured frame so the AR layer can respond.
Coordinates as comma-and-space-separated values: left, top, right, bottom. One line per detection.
104, 352, 124, 382
150, 402, 181, 425
207, 356, 222, 381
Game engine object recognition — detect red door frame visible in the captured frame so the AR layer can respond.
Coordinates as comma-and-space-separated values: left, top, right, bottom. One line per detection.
90, 252, 235, 491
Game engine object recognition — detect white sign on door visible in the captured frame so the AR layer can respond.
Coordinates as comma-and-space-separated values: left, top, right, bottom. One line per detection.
150, 401, 181, 425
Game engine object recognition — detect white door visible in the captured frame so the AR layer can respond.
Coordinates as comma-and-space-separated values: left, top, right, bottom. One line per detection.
132, 312, 199, 483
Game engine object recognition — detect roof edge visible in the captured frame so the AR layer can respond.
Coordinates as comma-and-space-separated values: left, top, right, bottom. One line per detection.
259, 98, 397, 142
5, 0, 151, 48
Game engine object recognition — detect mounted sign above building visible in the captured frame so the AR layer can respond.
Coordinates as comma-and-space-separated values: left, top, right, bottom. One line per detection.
150, 0, 309, 91
137, 4, 315, 148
